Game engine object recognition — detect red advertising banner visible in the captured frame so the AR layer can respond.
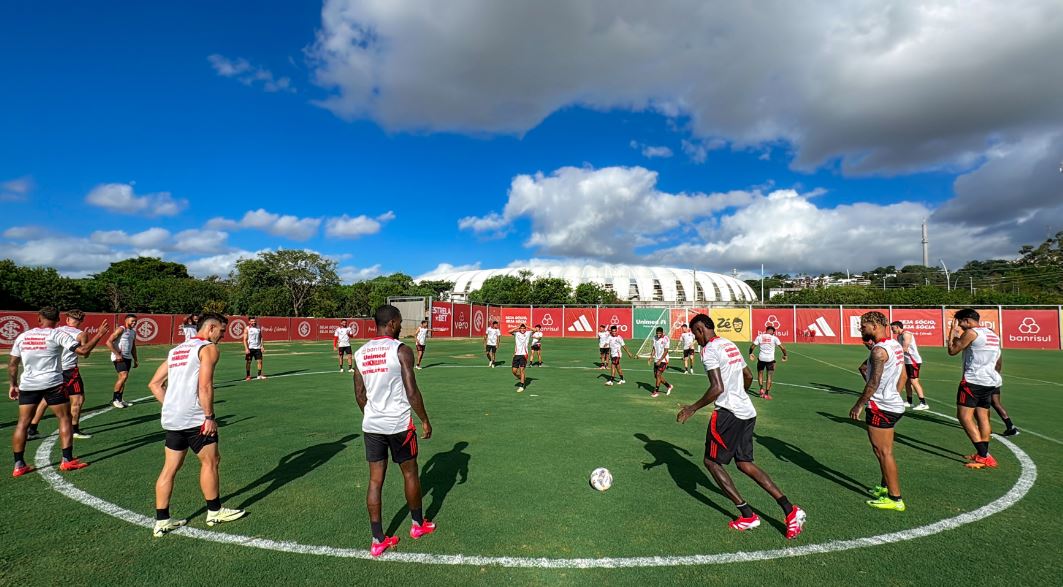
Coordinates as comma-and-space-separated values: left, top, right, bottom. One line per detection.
353, 318, 377, 339
532, 307, 564, 337
0, 311, 44, 347
563, 307, 597, 338
669, 309, 689, 336
487, 306, 502, 333
291, 318, 316, 341
431, 302, 453, 337
1002, 309, 1060, 350
598, 307, 633, 338
255, 316, 290, 341
117, 313, 174, 346
841, 308, 889, 344
945, 308, 1000, 340
891, 309, 943, 348
500, 307, 532, 332
795, 308, 841, 344
452, 304, 472, 337
752, 309, 795, 341
315, 318, 338, 340
471, 305, 488, 337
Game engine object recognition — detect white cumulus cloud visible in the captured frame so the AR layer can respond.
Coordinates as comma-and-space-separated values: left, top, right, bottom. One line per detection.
85, 183, 188, 217
325, 211, 395, 238
208, 54, 295, 93
1, 176, 34, 202
207, 209, 322, 241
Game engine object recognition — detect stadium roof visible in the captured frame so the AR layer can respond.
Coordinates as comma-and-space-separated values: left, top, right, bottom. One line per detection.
418, 263, 758, 303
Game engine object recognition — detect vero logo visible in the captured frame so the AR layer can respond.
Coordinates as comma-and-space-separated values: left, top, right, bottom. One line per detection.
568, 315, 593, 332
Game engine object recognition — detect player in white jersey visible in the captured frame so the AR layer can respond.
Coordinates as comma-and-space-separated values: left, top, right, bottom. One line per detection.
530, 325, 544, 366
947, 308, 1015, 469
597, 325, 611, 369
181, 314, 198, 342
676, 314, 806, 539
679, 324, 698, 374
748, 326, 787, 400
148, 313, 246, 537
484, 321, 501, 367
9, 307, 109, 477
414, 320, 429, 369
510, 324, 532, 392
889, 321, 928, 410
604, 325, 636, 386
335, 319, 354, 372
650, 327, 673, 397
243, 316, 265, 380
106, 313, 138, 408
26, 310, 97, 440
354, 305, 435, 557
850, 312, 908, 512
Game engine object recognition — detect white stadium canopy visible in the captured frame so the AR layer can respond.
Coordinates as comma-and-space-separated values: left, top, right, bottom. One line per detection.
417, 263, 758, 303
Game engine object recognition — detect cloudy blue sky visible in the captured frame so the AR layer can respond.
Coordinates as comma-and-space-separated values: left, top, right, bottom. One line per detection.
2, 1, 1061, 281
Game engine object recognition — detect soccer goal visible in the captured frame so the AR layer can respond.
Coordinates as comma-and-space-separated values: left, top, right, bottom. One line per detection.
636, 308, 692, 359
386, 296, 429, 338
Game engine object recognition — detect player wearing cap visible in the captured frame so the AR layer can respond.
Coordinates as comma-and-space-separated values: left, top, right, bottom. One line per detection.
650, 327, 673, 398
676, 313, 806, 539
851, 312, 908, 512
149, 313, 246, 537
889, 321, 928, 411
354, 305, 435, 557
605, 325, 636, 386
335, 319, 354, 373
243, 316, 265, 381
679, 324, 697, 374
106, 313, 139, 408
748, 326, 787, 400
484, 321, 501, 367
9, 307, 109, 477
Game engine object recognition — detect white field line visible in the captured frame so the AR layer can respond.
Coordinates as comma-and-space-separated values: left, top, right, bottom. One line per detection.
35, 392, 1037, 568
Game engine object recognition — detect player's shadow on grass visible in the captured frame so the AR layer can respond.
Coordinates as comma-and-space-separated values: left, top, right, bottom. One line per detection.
754, 434, 869, 496
81, 413, 158, 434
810, 382, 860, 396
634, 433, 732, 518
817, 412, 965, 463
79, 415, 255, 465
224, 433, 360, 510
263, 369, 309, 377
420, 362, 445, 369
387, 441, 471, 534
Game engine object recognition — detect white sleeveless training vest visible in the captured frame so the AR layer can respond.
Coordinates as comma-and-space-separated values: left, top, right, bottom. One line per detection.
356, 337, 412, 435
161, 338, 211, 431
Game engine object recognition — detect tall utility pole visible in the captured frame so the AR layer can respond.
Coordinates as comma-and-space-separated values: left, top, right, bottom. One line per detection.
760, 264, 765, 303
922, 219, 930, 267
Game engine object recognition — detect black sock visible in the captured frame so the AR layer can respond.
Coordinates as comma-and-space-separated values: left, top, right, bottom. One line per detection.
14, 451, 25, 466
736, 502, 754, 518
246, 369, 251, 377
906, 396, 912, 403
889, 494, 902, 501
72, 424, 81, 433
776, 495, 794, 516
410, 507, 424, 525
113, 392, 120, 401
156, 508, 170, 521
919, 398, 927, 404
1004, 417, 1014, 429
206, 497, 221, 512
880, 477, 887, 487
27, 424, 37, 434
371, 520, 385, 541
61, 446, 73, 461
975, 441, 989, 458
116, 392, 123, 402
257, 369, 262, 376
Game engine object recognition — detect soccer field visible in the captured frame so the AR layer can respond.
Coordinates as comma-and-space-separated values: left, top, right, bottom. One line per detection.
3, 338, 1061, 586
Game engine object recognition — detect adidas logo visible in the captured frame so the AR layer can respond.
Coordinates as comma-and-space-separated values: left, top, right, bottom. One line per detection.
568, 315, 593, 332
807, 316, 836, 337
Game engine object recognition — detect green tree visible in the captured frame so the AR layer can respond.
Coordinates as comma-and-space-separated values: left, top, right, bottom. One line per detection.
529, 277, 573, 305
573, 282, 620, 305
231, 250, 339, 316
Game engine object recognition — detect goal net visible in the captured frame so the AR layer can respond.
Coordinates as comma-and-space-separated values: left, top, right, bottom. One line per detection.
387, 296, 428, 340
635, 308, 688, 359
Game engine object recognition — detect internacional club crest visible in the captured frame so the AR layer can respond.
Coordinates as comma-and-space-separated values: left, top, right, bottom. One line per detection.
473, 310, 484, 332
228, 318, 247, 339
298, 321, 311, 338
134, 318, 158, 342
0, 315, 30, 345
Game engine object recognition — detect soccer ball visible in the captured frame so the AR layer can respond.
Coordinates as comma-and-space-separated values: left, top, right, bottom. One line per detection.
589, 467, 613, 491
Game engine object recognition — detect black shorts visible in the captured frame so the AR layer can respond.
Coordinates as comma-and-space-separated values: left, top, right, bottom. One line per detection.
62, 368, 84, 396
165, 426, 218, 454
530, 343, 542, 351
416, 344, 426, 352
512, 355, 528, 369
705, 408, 755, 465
611, 356, 621, 366
757, 360, 776, 372
866, 403, 904, 429
19, 384, 68, 406
600, 347, 610, 356
364, 429, 418, 464
683, 349, 695, 358
905, 363, 921, 379
958, 380, 997, 409
338, 346, 352, 356
245, 349, 263, 361
655, 361, 668, 375
113, 358, 132, 372
486, 345, 497, 354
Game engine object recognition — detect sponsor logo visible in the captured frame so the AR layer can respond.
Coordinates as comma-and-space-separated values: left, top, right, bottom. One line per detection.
473, 310, 484, 332
1017, 317, 1040, 334
454, 310, 470, 333
608, 314, 630, 333
298, 321, 311, 337
541, 313, 555, 327
568, 315, 593, 332
764, 315, 782, 329
715, 316, 744, 333
228, 319, 247, 339
807, 316, 836, 338
350, 321, 360, 337
134, 318, 159, 342
0, 315, 30, 345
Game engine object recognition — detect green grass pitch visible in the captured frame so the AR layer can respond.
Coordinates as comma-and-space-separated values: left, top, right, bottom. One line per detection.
2, 338, 1061, 586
